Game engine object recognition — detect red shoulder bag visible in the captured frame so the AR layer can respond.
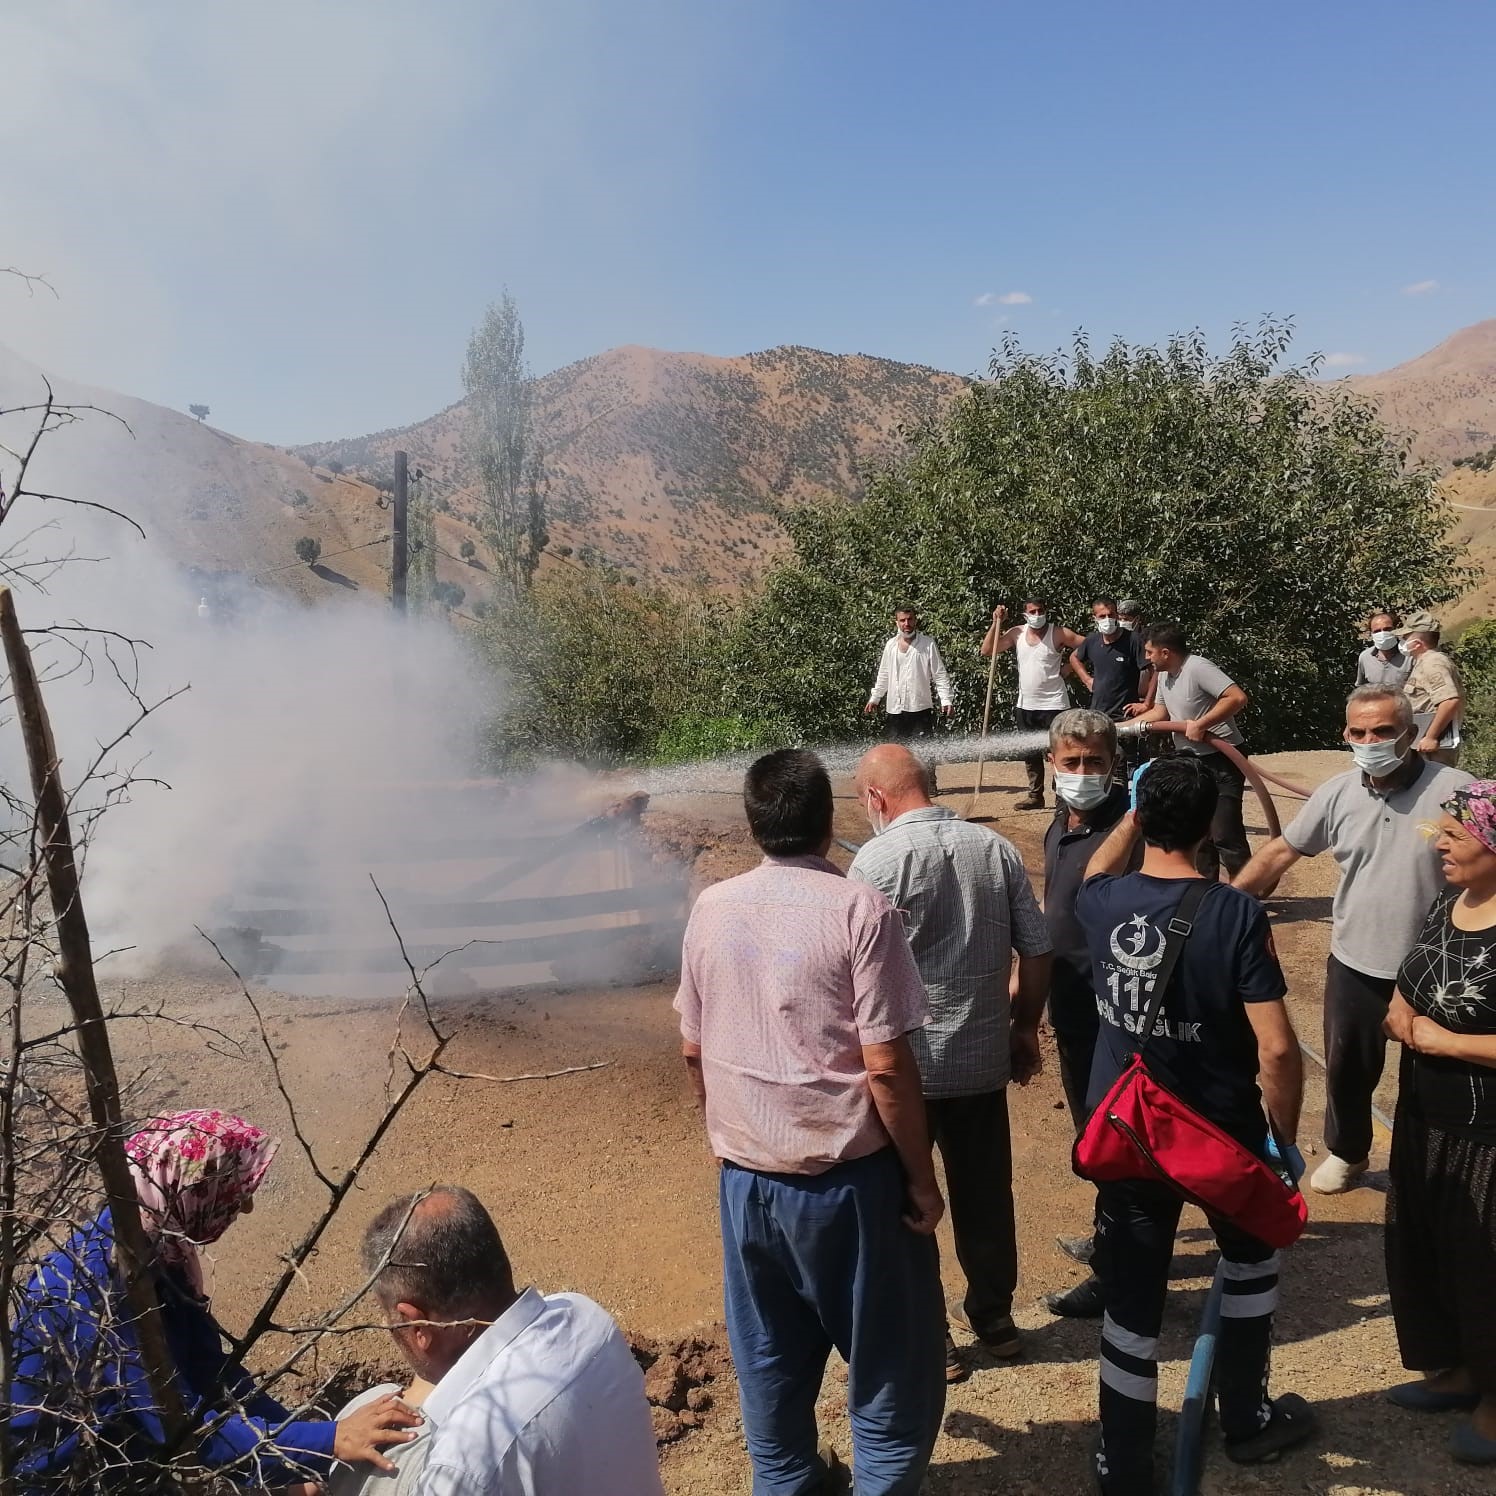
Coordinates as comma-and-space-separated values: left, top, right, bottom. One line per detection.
1072, 880, 1308, 1251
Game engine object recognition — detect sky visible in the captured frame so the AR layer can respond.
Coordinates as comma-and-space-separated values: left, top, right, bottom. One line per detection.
1, 0, 1492, 445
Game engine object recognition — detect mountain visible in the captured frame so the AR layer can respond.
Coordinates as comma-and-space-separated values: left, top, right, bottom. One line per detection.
1346, 320, 1496, 467
295, 344, 967, 589
0, 342, 483, 608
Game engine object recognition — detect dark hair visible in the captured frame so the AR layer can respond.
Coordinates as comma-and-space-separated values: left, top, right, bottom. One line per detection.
1091, 595, 1118, 611
362, 1185, 513, 1316
1145, 621, 1188, 654
1135, 757, 1218, 852
744, 749, 833, 856
1368, 609, 1401, 628
894, 605, 917, 617
1022, 597, 1048, 610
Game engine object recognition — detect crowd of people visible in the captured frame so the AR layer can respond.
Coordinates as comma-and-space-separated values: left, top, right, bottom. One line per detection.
8, 599, 1494, 1495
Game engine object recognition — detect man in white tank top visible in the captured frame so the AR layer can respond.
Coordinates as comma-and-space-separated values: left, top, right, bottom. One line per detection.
981, 599, 1085, 809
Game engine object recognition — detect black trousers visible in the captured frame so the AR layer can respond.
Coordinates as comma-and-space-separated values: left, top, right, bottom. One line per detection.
1049, 963, 1100, 1132
1323, 954, 1394, 1164
1015, 707, 1062, 795
886, 709, 935, 741
926, 1090, 1017, 1334
1094, 1179, 1279, 1495
1192, 748, 1250, 880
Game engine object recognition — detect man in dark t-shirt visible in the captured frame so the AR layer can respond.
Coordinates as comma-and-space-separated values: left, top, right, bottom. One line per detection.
1073, 756, 1315, 1494
1070, 596, 1147, 720
1041, 709, 1140, 1319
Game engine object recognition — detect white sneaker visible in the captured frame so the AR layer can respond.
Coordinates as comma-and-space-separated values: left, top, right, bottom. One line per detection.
1309, 1154, 1369, 1194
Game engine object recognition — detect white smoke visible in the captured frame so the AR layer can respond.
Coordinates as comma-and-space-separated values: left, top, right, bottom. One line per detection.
0, 358, 675, 997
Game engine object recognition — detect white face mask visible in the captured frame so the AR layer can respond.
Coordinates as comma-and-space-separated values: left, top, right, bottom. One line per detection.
1025, 612, 1047, 629
1119, 618, 1137, 632
897, 624, 916, 638
1096, 617, 1119, 636
863, 796, 888, 836
1349, 734, 1412, 778
1371, 630, 1399, 651
1054, 771, 1112, 810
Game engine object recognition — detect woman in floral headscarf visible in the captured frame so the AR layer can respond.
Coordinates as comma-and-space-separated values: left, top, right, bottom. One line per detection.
10, 1109, 420, 1492
1384, 784, 1496, 1466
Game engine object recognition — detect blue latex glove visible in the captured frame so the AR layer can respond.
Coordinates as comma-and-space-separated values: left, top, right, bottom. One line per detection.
1265, 1133, 1305, 1188
1128, 760, 1153, 813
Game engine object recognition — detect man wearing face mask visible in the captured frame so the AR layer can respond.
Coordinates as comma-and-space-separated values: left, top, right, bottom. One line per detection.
866, 606, 954, 741
1236, 686, 1471, 1193
982, 598, 1085, 810
1069, 598, 1151, 782
1400, 613, 1464, 767
1039, 710, 1143, 1318
849, 744, 1052, 1380
1356, 610, 1414, 690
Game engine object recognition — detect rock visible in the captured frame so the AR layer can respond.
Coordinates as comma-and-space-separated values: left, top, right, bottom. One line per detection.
686, 1386, 713, 1413
644, 1353, 690, 1411
650, 1405, 687, 1444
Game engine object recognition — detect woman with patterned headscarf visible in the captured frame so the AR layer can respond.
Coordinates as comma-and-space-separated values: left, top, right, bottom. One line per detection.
10, 1109, 420, 1491
1384, 784, 1496, 1466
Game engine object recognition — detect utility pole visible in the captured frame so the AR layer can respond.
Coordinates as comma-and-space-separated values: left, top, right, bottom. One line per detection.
391, 449, 408, 613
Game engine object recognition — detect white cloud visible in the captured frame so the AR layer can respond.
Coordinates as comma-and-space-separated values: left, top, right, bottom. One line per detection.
973, 292, 996, 307
997, 291, 1033, 305
1402, 279, 1439, 296
1323, 352, 1365, 368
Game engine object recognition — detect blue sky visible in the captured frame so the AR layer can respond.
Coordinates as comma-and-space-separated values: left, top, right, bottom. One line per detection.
2, 0, 1491, 444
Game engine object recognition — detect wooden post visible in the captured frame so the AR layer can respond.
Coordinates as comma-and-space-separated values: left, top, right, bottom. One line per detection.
0, 588, 186, 1443
391, 449, 409, 613
966, 638, 1001, 819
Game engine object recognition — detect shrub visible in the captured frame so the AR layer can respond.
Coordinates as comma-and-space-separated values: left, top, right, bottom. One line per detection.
294, 536, 322, 566
1452, 620, 1496, 777
651, 713, 784, 765
460, 539, 477, 560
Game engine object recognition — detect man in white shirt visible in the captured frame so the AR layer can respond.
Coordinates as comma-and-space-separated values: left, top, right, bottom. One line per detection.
865, 606, 953, 740
982, 598, 1085, 810
357, 1186, 663, 1496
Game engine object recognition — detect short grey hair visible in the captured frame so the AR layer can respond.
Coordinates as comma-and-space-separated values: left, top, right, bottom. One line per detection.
1346, 684, 1414, 731
362, 1185, 513, 1316
1049, 709, 1118, 755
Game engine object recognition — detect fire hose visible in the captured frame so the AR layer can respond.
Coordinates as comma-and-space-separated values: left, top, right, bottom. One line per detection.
1116, 720, 1316, 840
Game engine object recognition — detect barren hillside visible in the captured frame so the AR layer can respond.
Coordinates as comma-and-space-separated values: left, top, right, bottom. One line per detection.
296, 344, 967, 590
0, 343, 484, 610
1346, 319, 1496, 466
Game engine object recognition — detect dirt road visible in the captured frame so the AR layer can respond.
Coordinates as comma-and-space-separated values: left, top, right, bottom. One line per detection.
91, 750, 1480, 1494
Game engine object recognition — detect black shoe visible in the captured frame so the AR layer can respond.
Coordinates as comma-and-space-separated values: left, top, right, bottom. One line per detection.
1223, 1393, 1318, 1465
1058, 1234, 1096, 1265
944, 1332, 970, 1385
1014, 792, 1045, 810
1044, 1275, 1105, 1318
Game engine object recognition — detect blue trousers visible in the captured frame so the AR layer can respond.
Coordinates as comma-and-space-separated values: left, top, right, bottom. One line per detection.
720, 1148, 945, 1496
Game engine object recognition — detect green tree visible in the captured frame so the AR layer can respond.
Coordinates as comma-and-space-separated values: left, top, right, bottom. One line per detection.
1452, 620, 1496, 776
294, 535, 321, 567
459, 538, 477, 561
463, 292, 547, 598
723, 321, 1470, 752
482, 570, 751, 767
188, 403, 209, 423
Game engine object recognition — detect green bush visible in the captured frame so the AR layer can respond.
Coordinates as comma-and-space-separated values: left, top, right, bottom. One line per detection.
1452, 620, 1496, 777
722, 322, 1469, 752
651, 713, 784, 765
481, 571, 735, 767
294, 536, 321, 566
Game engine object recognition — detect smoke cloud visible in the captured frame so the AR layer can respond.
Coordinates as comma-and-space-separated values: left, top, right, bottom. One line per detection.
0, 361, 678, 999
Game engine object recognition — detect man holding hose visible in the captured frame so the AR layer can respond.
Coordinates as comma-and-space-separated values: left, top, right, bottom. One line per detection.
1235, 685, 1470, 1193
1131, 623, 1250, 880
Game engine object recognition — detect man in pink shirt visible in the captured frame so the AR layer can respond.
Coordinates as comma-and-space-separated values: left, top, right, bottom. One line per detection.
676, 748, 946, 1496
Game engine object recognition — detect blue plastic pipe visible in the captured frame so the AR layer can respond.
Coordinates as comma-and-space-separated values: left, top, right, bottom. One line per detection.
1172, 1260, 1226, 1496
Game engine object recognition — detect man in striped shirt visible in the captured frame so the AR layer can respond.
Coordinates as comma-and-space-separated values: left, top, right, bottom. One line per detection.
850, 745, 1053, 1380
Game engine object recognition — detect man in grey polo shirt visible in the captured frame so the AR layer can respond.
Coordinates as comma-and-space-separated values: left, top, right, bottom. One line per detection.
1134, 621, 1251, 880
1236, 684, 1471, 1193
850, 744, 1052, 1379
